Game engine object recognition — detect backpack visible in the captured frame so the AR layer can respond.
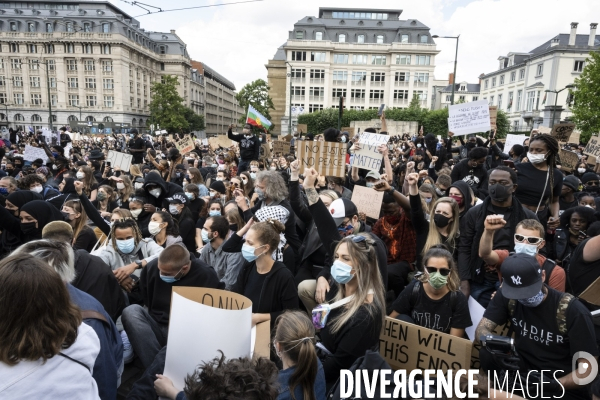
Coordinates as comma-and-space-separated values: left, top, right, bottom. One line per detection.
508, 291, 575, 336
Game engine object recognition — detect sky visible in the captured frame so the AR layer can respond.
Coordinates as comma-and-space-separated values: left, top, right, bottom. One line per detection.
111, 0, 600, 90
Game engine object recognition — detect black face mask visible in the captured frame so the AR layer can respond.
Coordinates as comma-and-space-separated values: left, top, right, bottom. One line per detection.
489, 183, 512, 202
585, 185, 600, 193
467, 142, 476, 149
433, 213, 451, 228
21, 222, 39, 236
229, 224, 238, 231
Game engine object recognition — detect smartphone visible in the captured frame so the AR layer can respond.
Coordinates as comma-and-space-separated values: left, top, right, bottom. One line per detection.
503, 160, 515, 168
106, 161, 111, 167
378, 104, 385, 116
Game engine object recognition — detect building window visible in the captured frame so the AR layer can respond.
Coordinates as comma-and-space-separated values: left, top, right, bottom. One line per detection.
310, 69, 324, 79
101, 44, 111, 54
332, 88, 346, 98
68, 78, 78, 88
309, 86, 324, 97
102, 23, 110, 33
12, 77, 23, 87
160, 62, 164, 71
28, 60, 39, 70
30, 77, 41, 87
49, 77, 57, 88
376, 35, 384, 44
30, 94, 42, 105
516, 90, 523, 111
291, 68, 306, 78
489, 95, 494, 105
65, 43, 75, 53
369, 89, 384, 99
66, 59, 77, 71
159, 46, 166, 54
308, 104, 323, 113
507, 92, 514, 110
350, 89, 365, 99
45, 23, 53, 33
492, 77, 496, 87
68, 95, 79, 106
499, 75, 505, 85
519, 69, 525, 80
86, 95, 97, 107
83, 22, 91, 32
291, 86, 305, 96
414, 90, 428, 100
510, 71, 516, 82
66, 22, 74, 33
420, 35, 428, 43
85, 78, 96, 89
0, 77, 4, 87
102, 78, 114, 89
352, 54, 368, 64
295, 31, 304, 40
394, 89, 409, 99
13, 93, 24, 104
536, 63, 543, 76
459, 95, 466, 102
498, 93, 503, 109
484, 79, 489, 89
0, 93, 7, 104
526, 91, 535, 111
9, 43, 19, 53
310, 52, 326, 62
574, 60, 584, 72
332, 71, 347, 83
104, 96, 114, 107
10, 22, 17, 32
27, 44, 37, 53
28, 22, 35, 32
395, 72, 410, 82
396, 55, 411, 65
371, 55, 386, 65
370, 72, 385, 82
333, 54, 348, 64
400, 34, 409, 43
414, 72, 429, 82
351, 71, 367, 82
339, 34, 346, 43
291, 51, 307, 61
446, 95, 451, 102
84, 60, 95, 71
315, 32, 323, 40
83, 44, 93, 54
102, 60, 113, 72
415, 55, 430, 65
357, 34, 365, 43
11, 59, 22, 70
45, 44, 55, 54
51, 95, 58, 106
472, 96, 478, 101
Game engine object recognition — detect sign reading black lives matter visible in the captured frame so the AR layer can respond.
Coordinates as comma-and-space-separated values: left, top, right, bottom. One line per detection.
297, 141, 346, 178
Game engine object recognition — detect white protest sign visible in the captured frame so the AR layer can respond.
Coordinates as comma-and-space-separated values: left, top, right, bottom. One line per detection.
351, 132, 389, 172
164, 288, 255, 392
465, 296, 486, 342
106, 150, 133, 171
351, 185, 384, 220
23, 145, 49, 163
504, 134, 527, 154
448, 100, 491, 136
64, 143, 73, 157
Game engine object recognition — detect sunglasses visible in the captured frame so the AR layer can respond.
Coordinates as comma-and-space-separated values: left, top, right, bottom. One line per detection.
345, 234, 366, 243
514, 234, 543, 245
586, 181, 599, 186
425, 266, 451, 276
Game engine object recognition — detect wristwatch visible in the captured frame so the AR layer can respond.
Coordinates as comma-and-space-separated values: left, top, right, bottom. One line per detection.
135, 260, 143, 269
387, 187, 396, 195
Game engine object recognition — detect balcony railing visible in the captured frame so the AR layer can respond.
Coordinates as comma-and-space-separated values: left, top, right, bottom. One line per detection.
369, 98, 384, 103
395, 81, 409, 87
351, 80, 366, 86
309, 95, 324, 101
393, 98, 408, 105
309, 78, 325, 85
414, 81, 429, 87
370, 80, 386, 87
349, 97, 365, 103
332, 80, 347, 86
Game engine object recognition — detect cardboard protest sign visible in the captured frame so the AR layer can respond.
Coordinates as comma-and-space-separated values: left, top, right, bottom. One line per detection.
570, 130, 581, 145
296, 141, 346, 178
351, 132, 389, 172
447, 100, 491, 136
504, 134, 527, 154
176, 135, 195, 154
351, 185, 384, 220
164, 287, 269, 392
551, 123, 575, 142
106, 150, 133, 172
379, 317, 472, 373
23, 145, 49, 163
341, 127, 355, 137
260, 143, 271, 161
559, 149, 579, 172
296, 124, 308, 134
580, 276, 600, 306
489, 106, 498, 131
272, 140, 291, 155
208, 135, 232, 150
584, 136, 600, 158
282, 134, 293, 142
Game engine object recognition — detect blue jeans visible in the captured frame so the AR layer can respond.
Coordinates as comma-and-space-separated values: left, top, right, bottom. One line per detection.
470, 280, 500, 308
121, 304, 168, 369
237, 159, 250, 175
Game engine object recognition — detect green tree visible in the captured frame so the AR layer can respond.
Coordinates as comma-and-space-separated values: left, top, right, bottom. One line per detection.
235, 79, 274, 131
182, 107, 205, 133
149, 75, 188, 132
570, 52, 600, 143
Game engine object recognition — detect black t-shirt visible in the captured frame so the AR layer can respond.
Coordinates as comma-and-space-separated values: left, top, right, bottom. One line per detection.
569, 238, 600, 304
483, 285, 598, 375
129, 137, 146, 163
515, 163, 563, 207
559, 196, 579, 212
450, 158, 488, 197
244, 267, 268, 313
392, 280, 472, 333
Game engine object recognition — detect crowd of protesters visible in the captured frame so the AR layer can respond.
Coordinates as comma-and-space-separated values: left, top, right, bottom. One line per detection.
0, 116, 599, 400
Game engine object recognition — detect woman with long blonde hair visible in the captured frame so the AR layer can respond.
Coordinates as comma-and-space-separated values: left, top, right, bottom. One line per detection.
389, 247, 471, 338
315, 233, 386, 387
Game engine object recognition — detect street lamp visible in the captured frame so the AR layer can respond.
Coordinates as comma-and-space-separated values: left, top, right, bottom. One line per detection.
1, 103, 11, 128
74, 105, 87, 122
285, 61, 293, 136
545, 84, 575, 127
432, 34, 460, 105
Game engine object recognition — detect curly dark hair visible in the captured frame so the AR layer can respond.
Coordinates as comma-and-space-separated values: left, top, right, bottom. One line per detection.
559, 206, 597, 231
18, 173, 45, 190
183, 351, 278, 400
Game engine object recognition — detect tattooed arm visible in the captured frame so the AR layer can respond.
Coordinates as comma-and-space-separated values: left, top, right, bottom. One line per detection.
475, 318, 499, 344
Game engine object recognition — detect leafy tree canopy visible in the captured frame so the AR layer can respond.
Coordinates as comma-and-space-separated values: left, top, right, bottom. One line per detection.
571, 51, 600, 143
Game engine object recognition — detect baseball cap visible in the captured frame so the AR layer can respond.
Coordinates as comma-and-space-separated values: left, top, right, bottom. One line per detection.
500, 253, 543, 300
328, 198, 358, 227
366, 170, 381, 180
167, 193, 188, 205
562, 175, 580, 192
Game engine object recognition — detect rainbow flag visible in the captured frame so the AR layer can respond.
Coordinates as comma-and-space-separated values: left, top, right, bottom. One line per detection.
246, 105, 272, 130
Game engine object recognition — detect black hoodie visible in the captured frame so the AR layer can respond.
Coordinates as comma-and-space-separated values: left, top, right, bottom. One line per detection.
143, 171, 183, 209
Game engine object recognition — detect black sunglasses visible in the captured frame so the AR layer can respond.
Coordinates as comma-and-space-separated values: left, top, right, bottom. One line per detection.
425, 266, 451, 276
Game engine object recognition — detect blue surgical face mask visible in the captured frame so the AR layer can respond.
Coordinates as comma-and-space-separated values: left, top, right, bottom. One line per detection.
209, 210, 221, 217
201, 228, 212, 243
517, 289, 545, 307
211, 164, 218, 168
425, 197, 432, 204
250, 172, 257, 179
242, 243, 265, 262
514, 242, 538, 257
255, 187, 265, 201
331, 259, 355, 284
0, 187, 8, 195
160, 266, 184, 284
366, 182, 374, 188
185, 192, 194, 200
116, 238, 136, 254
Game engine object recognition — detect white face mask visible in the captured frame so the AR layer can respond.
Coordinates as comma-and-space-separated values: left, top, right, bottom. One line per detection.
76, 172, 85, 179
134, 182, 144, 189
148, 221, 163, 236
527, 152, 547, 164
578, 168, 586, 174
130, 208, 142, 218
169, 205, 180, 215
116, 182, 125, 190
31, 185, 43, 194
149, 188, 162, 198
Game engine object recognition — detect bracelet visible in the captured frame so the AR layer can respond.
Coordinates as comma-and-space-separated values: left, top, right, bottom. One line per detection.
387, 188, 396, 195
